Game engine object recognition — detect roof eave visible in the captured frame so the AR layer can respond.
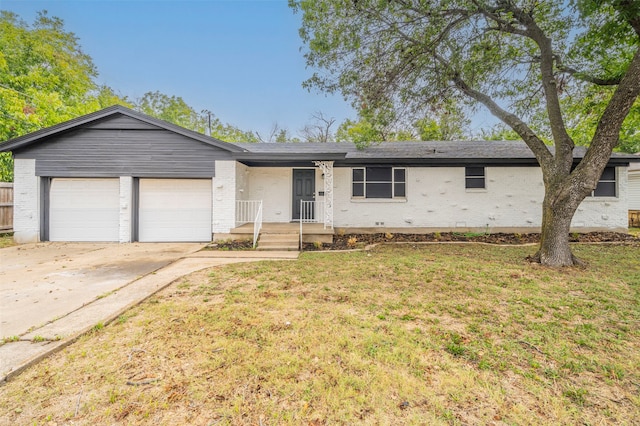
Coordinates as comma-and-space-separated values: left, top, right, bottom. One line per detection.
232, 152, 347, 161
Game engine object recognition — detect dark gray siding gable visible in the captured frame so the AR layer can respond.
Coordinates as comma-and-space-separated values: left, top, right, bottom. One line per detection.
14, 118, 233, 178
83, 115, 161, 130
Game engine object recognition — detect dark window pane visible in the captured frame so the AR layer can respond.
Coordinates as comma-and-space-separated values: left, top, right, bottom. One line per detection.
600, 167, 615, 181
367, 167, 392, 181
466, 177, 485, 189
366, 182, 392, 198
465, 167, 484, 177
353, 168, 364, 182
594, 181, 616, 197
352, 183, 364, 197
394, 182, 406, 197
394, 168, 406, 182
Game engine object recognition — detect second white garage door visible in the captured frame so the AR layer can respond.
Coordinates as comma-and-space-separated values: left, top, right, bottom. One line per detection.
138, 179, 212, 242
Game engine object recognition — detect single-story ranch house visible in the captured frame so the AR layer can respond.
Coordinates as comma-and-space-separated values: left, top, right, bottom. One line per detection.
1, 105, 639, 246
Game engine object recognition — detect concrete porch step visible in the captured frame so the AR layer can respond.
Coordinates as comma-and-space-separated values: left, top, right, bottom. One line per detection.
257, 245, 299, 251
257, 232, 299, 251
259, 233, 298, 241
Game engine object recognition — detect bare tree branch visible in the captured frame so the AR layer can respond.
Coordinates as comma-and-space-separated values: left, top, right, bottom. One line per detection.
299, 112, 336, 143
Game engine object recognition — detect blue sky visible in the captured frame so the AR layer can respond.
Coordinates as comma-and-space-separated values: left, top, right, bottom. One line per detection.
1, 0, 356, 138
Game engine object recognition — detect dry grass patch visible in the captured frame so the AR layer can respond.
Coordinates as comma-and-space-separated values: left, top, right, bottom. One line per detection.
1, 244, 639, 425
0, 233, 15, 249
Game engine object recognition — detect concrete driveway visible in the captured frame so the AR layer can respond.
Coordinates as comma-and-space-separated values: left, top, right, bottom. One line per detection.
0, 242, 299, 382
0, 242, 203, 338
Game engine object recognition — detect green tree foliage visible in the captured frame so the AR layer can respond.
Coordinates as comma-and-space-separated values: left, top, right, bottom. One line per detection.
291, 0, 640, 266
414, 101, 470, 141
546, 0, 640, 153
561, 87, 640, 153
481, 125, 522, 141
135, 91, 205, 132
335, 106, 417, 143
335, 118, 383, 143
336, 100, 469, 143
0, 11, 129, 181
134, 91, 258, 143
335, 117, 415, 142
94, 85, 132, 109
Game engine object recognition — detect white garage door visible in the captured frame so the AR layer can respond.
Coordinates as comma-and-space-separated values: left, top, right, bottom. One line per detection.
138, 179, 212, 242
49, 178, 120, 242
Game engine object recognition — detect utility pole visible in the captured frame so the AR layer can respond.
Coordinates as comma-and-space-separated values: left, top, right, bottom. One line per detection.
201, 109, 213, 136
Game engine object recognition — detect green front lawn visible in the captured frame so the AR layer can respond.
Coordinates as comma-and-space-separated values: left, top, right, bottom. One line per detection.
1, 243, 639, 425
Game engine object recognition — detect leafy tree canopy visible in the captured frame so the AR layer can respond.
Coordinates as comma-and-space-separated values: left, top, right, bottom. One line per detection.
0, 11, 125, 180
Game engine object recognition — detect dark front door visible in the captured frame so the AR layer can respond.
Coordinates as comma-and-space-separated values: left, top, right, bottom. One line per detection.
292, 169, 315, 220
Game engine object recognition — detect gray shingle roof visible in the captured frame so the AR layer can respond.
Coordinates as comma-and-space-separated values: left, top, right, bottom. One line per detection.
345, 141, 538, 159
234, 141, 639, 163
2, 103, 638, 165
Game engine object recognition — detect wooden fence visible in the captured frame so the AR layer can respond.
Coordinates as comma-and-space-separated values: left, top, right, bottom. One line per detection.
0, 182, 13, 232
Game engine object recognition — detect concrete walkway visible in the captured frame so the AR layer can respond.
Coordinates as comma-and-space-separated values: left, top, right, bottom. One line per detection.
0, 248, 298, 383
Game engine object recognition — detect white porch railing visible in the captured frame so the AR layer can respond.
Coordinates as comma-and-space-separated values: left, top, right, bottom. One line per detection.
299, 200, 325, 249
236, 200, 262, 226
236, 200, 263, 248
253, 202, 263, 248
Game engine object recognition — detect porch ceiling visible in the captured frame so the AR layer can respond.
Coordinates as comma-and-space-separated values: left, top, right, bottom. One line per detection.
233, 153, 345, 167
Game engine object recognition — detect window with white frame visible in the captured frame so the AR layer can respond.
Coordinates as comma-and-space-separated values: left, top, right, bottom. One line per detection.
352, 167, 406, 199
465, 166, 486, 189
589, 166, 617, 197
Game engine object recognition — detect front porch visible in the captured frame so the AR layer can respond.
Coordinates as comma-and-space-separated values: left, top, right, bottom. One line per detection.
230, 222, 334, 245
216, 160, 335, 249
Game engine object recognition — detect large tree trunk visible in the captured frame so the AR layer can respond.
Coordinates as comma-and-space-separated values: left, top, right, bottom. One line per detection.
533, 189, 582, 267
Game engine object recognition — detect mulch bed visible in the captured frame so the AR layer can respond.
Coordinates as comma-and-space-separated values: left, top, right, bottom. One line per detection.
203, 232, 639, 251
303, 232, 640, 251
204, 240, 254, 250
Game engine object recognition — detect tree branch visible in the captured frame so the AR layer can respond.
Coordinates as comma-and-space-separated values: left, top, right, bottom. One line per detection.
474, 1, 529, 37
576, 46, 640, 183
493, 1, 574, 169
556, 64, 622, 86
616, 0, 640, 37
442, 60, 553, 167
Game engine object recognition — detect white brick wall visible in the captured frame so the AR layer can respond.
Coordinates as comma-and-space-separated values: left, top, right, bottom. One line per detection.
13, 159, 40, 243
245, 167, 324, 222
235, 162, 250, 201
573, 166, 628, 229
629, 170, 640, 210
247, 167, 291, 222
212, 161, 237, 233
119, 176, 133, 242
332, 166, 629, 232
